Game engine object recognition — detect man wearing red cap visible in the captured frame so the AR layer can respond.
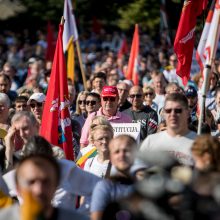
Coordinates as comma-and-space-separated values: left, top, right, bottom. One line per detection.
80, 86, 132, 148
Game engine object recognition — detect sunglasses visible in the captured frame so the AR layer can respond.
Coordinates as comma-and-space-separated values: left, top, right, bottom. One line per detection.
145, 92, 153, 96
164, 108, 183, 114
78, 100, 86, 105
103, 97, 116, 102
30, 102, 43, 108
86, 100, 96, 106
129, 94, 142, 99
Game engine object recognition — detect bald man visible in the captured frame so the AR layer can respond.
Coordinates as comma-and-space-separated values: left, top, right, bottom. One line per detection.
123, 86, 158, 141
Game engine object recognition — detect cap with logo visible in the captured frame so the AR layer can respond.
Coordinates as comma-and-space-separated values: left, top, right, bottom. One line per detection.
101, 86, 119, 97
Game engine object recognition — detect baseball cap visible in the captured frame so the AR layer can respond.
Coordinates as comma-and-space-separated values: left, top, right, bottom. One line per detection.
27, 93, 46, 105
185, 86, 197, 97
101, 86, 118, 97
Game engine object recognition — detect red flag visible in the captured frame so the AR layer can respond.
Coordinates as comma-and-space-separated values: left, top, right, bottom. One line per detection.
196, 0, 215, 72
40, 23, 74, 160
46, 21, 56, 61
117, 37, 129, 59
92, 16, 102, 34
126, 24, 139, 85
174, 0, 207, 85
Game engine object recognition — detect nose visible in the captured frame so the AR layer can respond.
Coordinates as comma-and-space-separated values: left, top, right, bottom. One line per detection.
19, 129, 25, 138
32, 181, 44, 196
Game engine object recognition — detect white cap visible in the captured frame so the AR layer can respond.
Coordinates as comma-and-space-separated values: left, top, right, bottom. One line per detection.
27, 93, 46, 105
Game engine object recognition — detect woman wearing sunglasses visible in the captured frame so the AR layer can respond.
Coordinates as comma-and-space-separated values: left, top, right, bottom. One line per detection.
143, 86, 158, 113
73, 91, 89, 129
85, 92, 101, 116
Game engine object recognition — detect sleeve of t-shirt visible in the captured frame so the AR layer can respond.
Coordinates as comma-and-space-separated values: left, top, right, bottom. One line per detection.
147, 111, 158, 135
80, 113, 94, 146
68, 164, 100, 196
90, 180, 111, 212
140, 135, 151, 152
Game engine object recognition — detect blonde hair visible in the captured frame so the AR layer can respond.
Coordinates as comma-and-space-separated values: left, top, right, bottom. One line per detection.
75, 91, 89, 115
90, 116, 110, 129
90, 124, 113, 143
143, 86, 156, 99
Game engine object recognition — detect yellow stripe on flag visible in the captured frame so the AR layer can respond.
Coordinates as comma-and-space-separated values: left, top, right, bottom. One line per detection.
20, 190, 42, 220
0, 190, 13, 208
67, 36, 75, 82
76, 148, 97, 166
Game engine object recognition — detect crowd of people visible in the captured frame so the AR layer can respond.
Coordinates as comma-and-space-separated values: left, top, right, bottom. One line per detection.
0, 26, 220, 219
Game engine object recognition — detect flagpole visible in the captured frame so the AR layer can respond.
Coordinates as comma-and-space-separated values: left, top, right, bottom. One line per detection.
75, 40, 87, 90
61, 16, 64, 25
197, 65, 211, 135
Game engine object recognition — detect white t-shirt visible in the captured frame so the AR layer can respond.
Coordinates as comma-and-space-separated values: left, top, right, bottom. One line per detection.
84, 155, 109, 178
140, 130, 197, 166
153, 94, 165, 113
3, 159, 100, 211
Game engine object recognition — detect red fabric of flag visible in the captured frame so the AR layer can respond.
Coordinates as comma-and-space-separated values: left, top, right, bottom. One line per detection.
126, 24, 139, 85
117, 37, 128, 59
174, 0, 207, 85
46, 21, 56, 61
40, 23, 74, 160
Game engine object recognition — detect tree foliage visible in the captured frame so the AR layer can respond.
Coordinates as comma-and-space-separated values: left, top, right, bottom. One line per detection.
118, 0, 160, 32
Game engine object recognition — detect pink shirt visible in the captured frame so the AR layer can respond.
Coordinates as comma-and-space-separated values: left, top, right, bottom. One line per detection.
80, 108, 132, 146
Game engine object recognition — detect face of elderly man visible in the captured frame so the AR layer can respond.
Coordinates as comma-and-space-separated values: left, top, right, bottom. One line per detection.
12, 115, 38, 144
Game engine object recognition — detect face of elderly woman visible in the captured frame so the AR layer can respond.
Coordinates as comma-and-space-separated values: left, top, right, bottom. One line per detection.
92, 129, 112, 155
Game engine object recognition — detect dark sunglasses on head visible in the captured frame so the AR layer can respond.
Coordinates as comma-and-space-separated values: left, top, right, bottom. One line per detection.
30, 102, 43, 108
103, 97, 116, 102
164, 108, 183, 114
145, 92, 153, 96
78, 100, 86, 105
129, 94, 142, 99
86, 100, 96, 106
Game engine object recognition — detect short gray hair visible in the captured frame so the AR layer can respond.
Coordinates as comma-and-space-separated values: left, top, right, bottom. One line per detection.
0, 93, 10, 108
11, 111, 38, 126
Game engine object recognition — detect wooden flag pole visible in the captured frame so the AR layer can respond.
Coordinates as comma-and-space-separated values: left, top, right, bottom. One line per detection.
61, 16, 64, 25
75, 40, 87, 91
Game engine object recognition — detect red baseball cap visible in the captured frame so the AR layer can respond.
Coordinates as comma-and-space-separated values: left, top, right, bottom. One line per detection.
101, 86, 119, 97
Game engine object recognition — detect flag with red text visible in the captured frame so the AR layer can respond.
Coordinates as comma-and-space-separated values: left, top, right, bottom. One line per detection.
174, 0, 207, 85
203, 0, 220, 66
196, 0, 215, 72
40, 23, 74, 160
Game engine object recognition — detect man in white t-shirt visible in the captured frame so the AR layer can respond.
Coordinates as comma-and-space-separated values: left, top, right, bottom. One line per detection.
140, 93, 197, 166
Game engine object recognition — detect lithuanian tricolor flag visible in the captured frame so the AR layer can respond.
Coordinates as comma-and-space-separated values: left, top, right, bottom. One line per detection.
76, 148, 97, 169
63, 0, 78, 82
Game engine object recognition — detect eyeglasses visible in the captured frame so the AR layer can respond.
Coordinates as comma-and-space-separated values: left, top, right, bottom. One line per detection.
145, 92, 153, 96
94, 136, 110, 143
78, 100, 86, 105
164, 108, 183, 114
30, 102, 43, 108
103, 97, 116, 102
129, 94, 142, 99
86, 100, 96, 106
